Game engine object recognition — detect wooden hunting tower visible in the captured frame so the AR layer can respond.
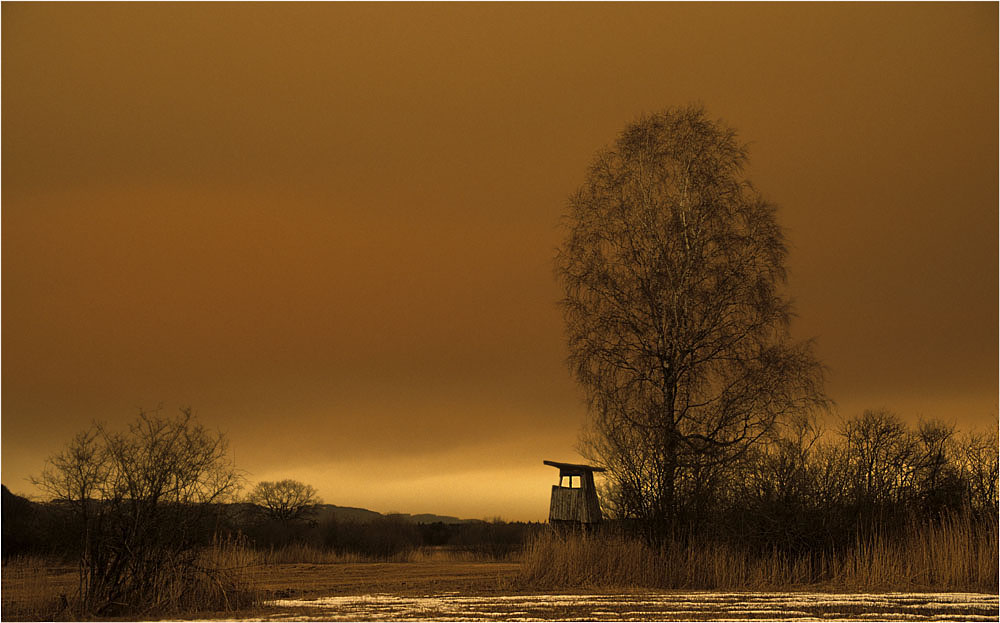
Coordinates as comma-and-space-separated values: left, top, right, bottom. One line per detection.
544, 460, 605, 525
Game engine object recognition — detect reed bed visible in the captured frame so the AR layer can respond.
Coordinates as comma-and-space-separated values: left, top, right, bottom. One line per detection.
1, 556, 73, 621
2, 542, 508, 619
181, 536, 264, 613
252, 542, 416, 564
249, 543, 507, 565
1, 539, 263, 621
520, 514, 999, 592
840, 512, 998, 591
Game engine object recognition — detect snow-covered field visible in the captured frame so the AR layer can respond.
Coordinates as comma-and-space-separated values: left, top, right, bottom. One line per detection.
255, 591, 999, 621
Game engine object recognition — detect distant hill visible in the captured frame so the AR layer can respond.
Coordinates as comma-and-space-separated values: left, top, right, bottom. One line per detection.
405, 512, 477, 525
312, 504, 382, 524
1, 484, 479, 527
2, 485, 45, 557
312, 504, 478, 525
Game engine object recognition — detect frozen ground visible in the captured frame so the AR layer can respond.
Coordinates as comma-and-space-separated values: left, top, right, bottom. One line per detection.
250, 591, 999, 621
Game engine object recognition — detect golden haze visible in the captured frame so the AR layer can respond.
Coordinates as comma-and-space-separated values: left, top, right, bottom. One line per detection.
2, 3, 997, 520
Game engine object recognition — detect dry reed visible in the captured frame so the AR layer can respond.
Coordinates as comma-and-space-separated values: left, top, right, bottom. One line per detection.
179, 536, 264, 613
520, 514, 999, 592
1, 556, 73, 621
839, 512, 998, 592
250, 543, 500, 564
1, 539, 263, 620
254, 543, 413, 564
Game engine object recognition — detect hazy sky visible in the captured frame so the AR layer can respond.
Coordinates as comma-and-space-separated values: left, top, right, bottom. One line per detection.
3, 3, 997, 521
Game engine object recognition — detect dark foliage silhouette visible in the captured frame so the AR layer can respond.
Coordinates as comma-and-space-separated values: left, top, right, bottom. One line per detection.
557, 105, 827, 541
32, 409, 245, 616
247, 479, 321, 523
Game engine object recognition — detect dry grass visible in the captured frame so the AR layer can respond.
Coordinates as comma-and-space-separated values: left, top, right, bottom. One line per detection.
249, 560, 521, 600
250, 544, 506, 565
840, 512, 999, 592
1, 543, 510, 619
520, 515, 999, 592
410, 546, 502, 563
1, 539, 263, 620
252, 543, 386, 565
1, 556, 75, 621
178, 536, 264, 613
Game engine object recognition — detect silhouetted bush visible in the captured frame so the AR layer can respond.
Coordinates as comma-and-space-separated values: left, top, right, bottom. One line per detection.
444, 520, 544, 559
323, 515, 420, 559
31, 409, 248, 617
596, 411, 997, 559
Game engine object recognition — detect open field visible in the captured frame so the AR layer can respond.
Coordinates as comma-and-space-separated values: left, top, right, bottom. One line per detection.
255, 591, 1000, 621
5, 558, 998, 621
252, 560, 521, 599
239, 562, 1000, 621
1, 559, 77, 620
0, 559, 522, 620
244, 562, 998, 621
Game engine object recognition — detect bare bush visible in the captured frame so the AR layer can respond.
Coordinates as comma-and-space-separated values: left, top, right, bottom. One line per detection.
33, 408, 252, 617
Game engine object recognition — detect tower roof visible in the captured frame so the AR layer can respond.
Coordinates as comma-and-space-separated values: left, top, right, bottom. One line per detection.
543, 460, 606, 474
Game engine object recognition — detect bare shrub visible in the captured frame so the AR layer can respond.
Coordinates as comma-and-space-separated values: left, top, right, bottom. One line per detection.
32, 408, 254, 617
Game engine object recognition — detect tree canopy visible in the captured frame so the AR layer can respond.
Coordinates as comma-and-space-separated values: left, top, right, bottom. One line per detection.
556, 105, 827, 539
248, 479, 321, 523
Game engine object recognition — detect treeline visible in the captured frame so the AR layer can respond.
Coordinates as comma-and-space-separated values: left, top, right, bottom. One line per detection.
1, 410, 546, 617
6, 409, 995, 566
601, 409, 998, 555
3, 407, 996, 614
2, 491, 541, 562
238, 511, 541, 560
522, 410, 998, 592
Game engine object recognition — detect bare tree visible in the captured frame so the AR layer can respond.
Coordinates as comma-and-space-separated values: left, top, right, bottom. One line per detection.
247, 479, 321, 523
912, 419, 965, 512
841, 409, 914, 508
954, 429, 998, 517
556, 105, 827, 539
34, 409, 243, 616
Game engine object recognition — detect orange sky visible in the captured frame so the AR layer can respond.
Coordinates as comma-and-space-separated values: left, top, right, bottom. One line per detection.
3, 3, 997, 521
